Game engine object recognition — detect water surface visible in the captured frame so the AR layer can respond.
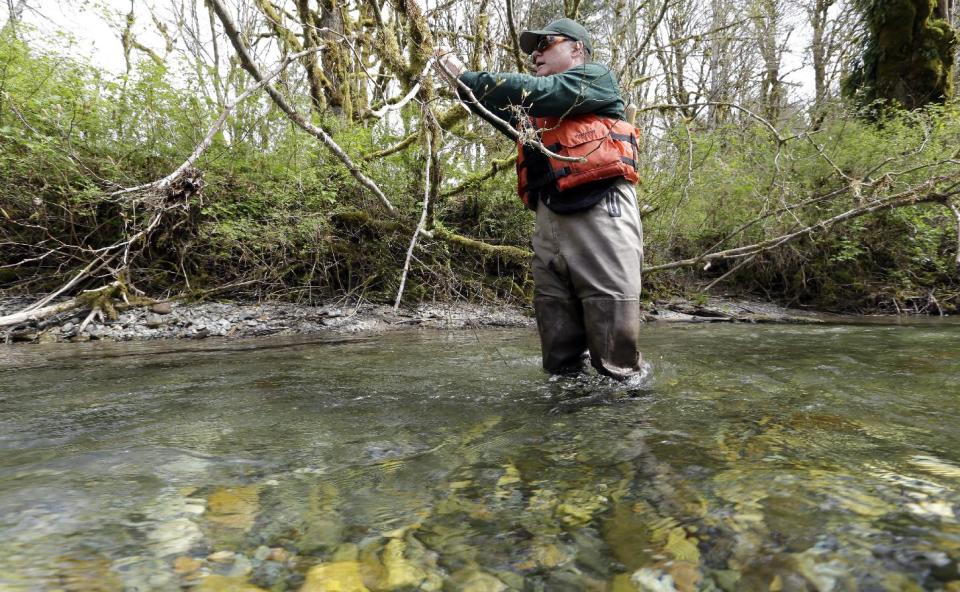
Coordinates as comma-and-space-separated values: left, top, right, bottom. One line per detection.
2, 322, 959, 590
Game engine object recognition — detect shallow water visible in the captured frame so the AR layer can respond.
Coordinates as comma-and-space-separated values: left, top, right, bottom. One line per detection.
1, 322, 959, 590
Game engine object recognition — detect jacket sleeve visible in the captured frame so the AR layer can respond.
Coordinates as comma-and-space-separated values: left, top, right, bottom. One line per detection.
458, 65, 622, 120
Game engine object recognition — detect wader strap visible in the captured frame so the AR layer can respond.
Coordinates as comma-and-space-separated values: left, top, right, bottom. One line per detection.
523, 166, 571, 192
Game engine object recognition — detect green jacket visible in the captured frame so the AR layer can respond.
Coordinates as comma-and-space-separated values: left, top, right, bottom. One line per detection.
458, 63, 625, 133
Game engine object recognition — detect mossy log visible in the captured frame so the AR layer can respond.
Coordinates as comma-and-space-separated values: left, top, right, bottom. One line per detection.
432, 225, 531, 265
329, 210, 531, 266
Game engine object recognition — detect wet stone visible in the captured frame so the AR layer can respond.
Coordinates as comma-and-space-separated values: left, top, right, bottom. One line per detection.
194, 574, 267, 591
249, 560, 287, 589
301, 561, 368, 592
447, 567, 507, 592
208, 550, 237, 563
253, 545, 271, 562
174, 556, 203, 574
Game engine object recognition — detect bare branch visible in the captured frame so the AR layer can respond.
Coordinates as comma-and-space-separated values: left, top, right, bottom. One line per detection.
207, 0, 396, 215
640, 101, 786, 142
646, 176, 959, 273
620, 0, 672, 78
949, 199, 960, 270
395, 116, 433, 310
111, 47, 326, 197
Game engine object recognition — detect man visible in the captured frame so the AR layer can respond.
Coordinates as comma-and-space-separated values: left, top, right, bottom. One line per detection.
439, 19, 646, 382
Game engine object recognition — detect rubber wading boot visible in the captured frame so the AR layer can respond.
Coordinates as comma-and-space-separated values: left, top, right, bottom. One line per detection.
534, 298, 589, 374
582, 298, 643, 380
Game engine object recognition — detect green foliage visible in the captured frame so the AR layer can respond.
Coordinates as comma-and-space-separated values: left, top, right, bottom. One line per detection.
3, 28, 957, 312
0, 34, 532, 304
644, 102, 960, 311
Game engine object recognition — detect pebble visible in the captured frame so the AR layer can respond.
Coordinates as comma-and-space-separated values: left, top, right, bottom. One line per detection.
173, 556, 203, 574
151, 302, 173, 314
253, 546, 271, 562
208, 551, 236, 563
226, 555, 253, 577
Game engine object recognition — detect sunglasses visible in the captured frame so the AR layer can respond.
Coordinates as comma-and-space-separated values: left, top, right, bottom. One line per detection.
535, 35, 573, 53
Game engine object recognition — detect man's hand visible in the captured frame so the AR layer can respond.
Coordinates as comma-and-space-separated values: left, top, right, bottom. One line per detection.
434, 47, 465, 78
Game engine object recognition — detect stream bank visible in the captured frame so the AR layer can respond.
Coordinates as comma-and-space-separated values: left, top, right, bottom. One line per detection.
0, 295, 824, 345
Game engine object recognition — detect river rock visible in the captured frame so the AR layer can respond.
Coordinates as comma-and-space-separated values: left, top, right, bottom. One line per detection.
37, 328, 59, 344
146, 313, 165, 328
55, 553, 124, 592
631, 568, 678, 592
62, 321, 75, 332
267, 547, 291, 563
194, 574, 268, 591
447, 567, 508, 592
206, 486, 260, 531
152, 302, 173, 314
227, 555, 253, 577
250, 560, 289, 589
113, 556, 179, 591
253, 546, 271, 562
378, 538, 427, 589
174, 556, 203, 574
301, 561, 369, 592
209, 551, 237, 563
148, 517, 204, 557
11, 329, 37, 342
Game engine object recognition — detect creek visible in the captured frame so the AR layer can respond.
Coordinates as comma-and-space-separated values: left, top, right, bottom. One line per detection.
1, 321, 959, 590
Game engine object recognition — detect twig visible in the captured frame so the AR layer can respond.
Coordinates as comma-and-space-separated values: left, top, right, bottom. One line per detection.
619, 0, 672, 78
504, 0, 527, 72
704, 254, 756, 292
395, 114, 434, 310
949, 199, 960, 270
641, 101, 786, 143
366, 59, 434, 119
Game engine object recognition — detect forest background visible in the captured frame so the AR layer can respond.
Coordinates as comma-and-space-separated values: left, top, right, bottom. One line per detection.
1, 0, 959, 322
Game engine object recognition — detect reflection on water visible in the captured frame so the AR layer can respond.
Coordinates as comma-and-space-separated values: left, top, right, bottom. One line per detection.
1, 322, 959, 590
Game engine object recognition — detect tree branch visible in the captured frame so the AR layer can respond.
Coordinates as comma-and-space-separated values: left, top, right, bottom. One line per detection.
646, 177, 959, 273
208, 0, 396, 215
395, 117, 432, 309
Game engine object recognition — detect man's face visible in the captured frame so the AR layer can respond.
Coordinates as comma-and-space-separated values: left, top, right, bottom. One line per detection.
531, 35, 583, 76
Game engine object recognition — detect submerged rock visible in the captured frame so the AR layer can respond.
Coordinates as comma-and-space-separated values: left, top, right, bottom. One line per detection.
195, 574, 268, 591
53, 553, 123, 592
447, 566, 508, 592
148, 516, 203, 557
173, 555, 203, 575
206, 486, 260, 531
301, 561, 369, 592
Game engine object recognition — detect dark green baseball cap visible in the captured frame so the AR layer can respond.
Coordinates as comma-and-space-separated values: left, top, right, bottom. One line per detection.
519, 18, 592, 55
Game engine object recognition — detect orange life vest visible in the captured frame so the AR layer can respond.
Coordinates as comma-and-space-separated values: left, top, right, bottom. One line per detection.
516, 114, 640, 209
